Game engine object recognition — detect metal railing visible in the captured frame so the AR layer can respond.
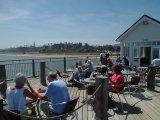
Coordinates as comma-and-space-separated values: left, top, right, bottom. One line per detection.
0, 56, 99, 80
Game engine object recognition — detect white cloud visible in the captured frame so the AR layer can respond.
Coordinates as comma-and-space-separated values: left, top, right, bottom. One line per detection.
0, 8, 30, 21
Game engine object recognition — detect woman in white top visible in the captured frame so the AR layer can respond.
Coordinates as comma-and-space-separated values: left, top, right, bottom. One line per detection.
3, 73, 40, 114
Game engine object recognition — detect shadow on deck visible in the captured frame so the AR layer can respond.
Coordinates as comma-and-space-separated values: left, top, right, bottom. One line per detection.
5, 77, 160, 120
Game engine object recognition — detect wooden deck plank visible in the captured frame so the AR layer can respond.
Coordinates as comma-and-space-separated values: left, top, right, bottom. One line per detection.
112, 93, 137, 120
124, 93, 152, 120
130, 92, 160, 120
5, 77, 160, 120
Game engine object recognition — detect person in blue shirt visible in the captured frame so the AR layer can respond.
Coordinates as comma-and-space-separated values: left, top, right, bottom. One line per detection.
115, 55, 122, 64
84, 60, 94, 78
38, 72, 70, 115
151, 56, 160, 67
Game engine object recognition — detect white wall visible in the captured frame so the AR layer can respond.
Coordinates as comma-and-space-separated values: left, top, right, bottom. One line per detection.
121, 21, 160, 43
120, 20, 160, 67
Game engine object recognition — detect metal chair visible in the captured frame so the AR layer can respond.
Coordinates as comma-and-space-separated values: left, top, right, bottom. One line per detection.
109, 83, 126, 108
137, 67, 148, 86
46, 97, 79, 120
0, 79, 7, 95
86, 84, 95, 111
86, 84, 95, 96
0, 79, 7, 105
125, 75, 141, 95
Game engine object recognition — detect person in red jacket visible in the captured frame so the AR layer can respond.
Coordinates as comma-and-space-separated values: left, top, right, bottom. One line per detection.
109, 64, 124, 92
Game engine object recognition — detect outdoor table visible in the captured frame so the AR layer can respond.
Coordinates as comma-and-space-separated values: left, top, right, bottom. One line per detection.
93, 65, 101, 70
83, 78, 96, 84
66, 69, 74, 73
122, 70, 136, 81
108, 70, 136, 75
121, 70, 136, 75
108, 71, 113, 76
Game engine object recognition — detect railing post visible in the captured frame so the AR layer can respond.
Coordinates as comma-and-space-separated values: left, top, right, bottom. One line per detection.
0, 98, 4, 120
40, 62, 47, 86
32, 60, 36, 77
147, 65, 155, 90
0, 65, 6, 119
64, 57, 66, 72
0, 65, 6, 80
94, 75, 108, 120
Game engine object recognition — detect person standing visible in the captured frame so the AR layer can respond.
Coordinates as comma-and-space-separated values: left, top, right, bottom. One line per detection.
151, 56, 160, 67
100, 50, 107, 65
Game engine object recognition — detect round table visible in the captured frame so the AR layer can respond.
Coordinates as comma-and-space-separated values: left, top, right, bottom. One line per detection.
66, 69, 74, 73
83, 78, 96, 84
121, 70, 136, 75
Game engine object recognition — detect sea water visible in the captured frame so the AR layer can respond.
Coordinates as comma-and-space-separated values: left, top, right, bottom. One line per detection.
0, 54, 99, 80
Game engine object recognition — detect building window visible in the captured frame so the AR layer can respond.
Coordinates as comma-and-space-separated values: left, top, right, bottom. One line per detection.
153, 48, 159, 58
152, 41, 157, 45
157, 41, 160, 45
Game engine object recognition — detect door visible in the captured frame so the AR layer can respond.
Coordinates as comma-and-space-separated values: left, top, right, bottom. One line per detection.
140, 47, 151, 66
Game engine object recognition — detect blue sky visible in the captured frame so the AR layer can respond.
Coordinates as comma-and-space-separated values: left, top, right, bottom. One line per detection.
0, 0, 160, 49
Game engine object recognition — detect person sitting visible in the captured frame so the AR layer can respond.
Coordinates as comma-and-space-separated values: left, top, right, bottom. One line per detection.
151, 56, 160, 67
38, 72, 70, 116
122, 56, 129, 70
90, 65, 108, 79
4, 73, 40, 115
115, 55, 122, 64
89, 69, 99, 79
84, 60, 94, 78
100, 65, 108, 75
68, 66, 84, 87
106, 57, 113, 71
108, 64, 124, 92
68, 65, 83, 80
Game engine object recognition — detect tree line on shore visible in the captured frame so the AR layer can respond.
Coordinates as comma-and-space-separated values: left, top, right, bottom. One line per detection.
2, 42, 120, 54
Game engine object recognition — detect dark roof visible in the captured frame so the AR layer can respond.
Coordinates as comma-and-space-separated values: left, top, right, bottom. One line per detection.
115, 14, 160, 41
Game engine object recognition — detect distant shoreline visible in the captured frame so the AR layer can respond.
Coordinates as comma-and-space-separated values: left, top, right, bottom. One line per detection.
0, 52, 100, 58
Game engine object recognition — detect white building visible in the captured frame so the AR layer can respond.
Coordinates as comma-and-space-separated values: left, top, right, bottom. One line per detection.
116, 15, 160, 67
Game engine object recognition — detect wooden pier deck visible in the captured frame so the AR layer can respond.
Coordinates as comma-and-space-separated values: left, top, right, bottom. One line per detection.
6, 77, 160, 120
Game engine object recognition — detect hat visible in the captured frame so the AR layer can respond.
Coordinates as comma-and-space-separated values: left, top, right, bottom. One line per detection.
86, 60, 93, 65
122, 56, 126, 59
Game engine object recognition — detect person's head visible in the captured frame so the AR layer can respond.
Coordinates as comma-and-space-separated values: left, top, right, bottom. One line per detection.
106, 53, 110, 58
86, 60, 93, 66
14, 73, 27, 87
75, 62, 79, 68
112, 64, 122, 73
100, 65, 107, 74
47, 72, 57, 82
154, 56, 158, 59
117, 55, 120, 59
78, 66, 82, 72
122, 56, 127, 60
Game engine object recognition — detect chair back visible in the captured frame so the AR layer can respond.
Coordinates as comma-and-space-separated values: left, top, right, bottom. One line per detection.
63, 97, 79, 113
4, 110, 21, 120
110, 83, 124, 93
86, 85, 95, 95
130, 76, 140, 85
0, 79, 7, 95
85, 72, 92, 78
